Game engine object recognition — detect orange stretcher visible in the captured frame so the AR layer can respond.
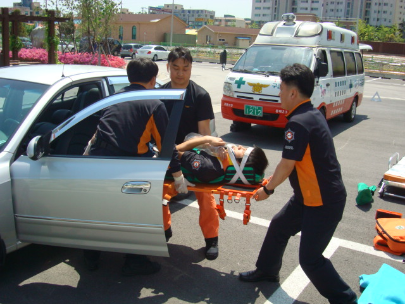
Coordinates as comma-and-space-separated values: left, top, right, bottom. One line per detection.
163, 179, 268, 225
379, 152, 405, 200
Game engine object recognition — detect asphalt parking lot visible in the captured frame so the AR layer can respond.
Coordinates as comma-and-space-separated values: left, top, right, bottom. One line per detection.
1, 62, 405, 304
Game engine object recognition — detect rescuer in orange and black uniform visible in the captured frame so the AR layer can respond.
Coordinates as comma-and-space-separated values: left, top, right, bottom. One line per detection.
239, 64, 357, 304
84, 58, 191, 276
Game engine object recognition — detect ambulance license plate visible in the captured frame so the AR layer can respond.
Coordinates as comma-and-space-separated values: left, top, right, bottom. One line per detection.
244, 105, 263, 117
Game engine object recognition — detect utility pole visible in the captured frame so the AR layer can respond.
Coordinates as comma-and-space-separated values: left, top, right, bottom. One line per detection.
170, 0, 174, 47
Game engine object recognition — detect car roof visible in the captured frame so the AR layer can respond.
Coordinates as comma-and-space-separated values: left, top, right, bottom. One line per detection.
0, 64, 127, 85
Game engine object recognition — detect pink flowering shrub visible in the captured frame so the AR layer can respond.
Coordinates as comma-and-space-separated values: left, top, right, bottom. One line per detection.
58, 52, 126, 68
11, 48, 126, 68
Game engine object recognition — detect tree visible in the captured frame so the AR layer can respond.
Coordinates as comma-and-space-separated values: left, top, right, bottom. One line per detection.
249, 22, 260, 29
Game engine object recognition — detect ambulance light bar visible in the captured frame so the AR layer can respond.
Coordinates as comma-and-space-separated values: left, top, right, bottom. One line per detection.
282, 13, 296, 24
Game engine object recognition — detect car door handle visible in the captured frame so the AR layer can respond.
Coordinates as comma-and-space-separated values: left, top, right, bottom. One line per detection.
122, 181, 151, 194
326, 83, 330, 87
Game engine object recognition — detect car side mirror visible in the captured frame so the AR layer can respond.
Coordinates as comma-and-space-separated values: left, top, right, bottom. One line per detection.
27, 132, 51, 160
314, 58, 328, 78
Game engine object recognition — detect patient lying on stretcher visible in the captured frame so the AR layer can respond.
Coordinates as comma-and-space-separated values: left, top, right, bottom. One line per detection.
174, 133, 268, 185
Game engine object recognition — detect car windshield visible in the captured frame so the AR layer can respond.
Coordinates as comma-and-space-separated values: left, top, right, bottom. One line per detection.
233, 45, 313, 75
123, 45, 132, 49
141, 46, 153, 50
0, 79, 48, 150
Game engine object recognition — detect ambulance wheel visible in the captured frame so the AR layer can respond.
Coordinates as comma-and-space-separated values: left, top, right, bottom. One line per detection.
343, 99, 357, 122
319, 107, 326, 119
379, 184, 386, 198
230, 121, 251, 132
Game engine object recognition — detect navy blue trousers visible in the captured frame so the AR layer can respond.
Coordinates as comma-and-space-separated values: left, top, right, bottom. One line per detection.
256, 196, 356, 304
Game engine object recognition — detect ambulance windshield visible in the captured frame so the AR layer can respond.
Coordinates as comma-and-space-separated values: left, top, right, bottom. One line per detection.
233, 45, 313, 75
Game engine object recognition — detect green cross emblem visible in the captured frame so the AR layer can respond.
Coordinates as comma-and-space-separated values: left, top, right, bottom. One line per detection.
235, 77, 246, 89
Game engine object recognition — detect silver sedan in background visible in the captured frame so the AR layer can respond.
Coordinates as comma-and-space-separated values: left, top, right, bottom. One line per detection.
136, 45, 170, 61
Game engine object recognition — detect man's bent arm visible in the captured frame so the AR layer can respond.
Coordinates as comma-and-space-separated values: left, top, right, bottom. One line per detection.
266, 158, 296, 191
176, 135, 225, 153
198, 119, 212, 136
255, 158, 295, 201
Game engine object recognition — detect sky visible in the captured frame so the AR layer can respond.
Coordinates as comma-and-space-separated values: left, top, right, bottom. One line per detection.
2, 0, 253, 19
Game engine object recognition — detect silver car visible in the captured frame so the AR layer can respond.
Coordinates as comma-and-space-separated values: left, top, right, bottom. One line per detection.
0, 64, 186, 266
120, 43, 143, 59
136, 45, 170, 61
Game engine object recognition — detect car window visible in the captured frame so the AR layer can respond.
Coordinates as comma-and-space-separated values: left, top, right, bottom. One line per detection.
47, 89, 186, 157
108, 76, 130, 94
0, 79, 48, 150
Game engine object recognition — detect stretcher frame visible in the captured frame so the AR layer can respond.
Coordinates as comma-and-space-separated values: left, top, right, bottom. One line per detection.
379, 152, 405, 200
164, 180, 268, 225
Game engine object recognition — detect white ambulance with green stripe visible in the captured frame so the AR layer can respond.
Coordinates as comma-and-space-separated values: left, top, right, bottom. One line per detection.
221, 13, 365, 132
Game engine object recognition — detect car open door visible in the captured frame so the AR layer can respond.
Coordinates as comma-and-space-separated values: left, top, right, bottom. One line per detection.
10, 89, 185, 257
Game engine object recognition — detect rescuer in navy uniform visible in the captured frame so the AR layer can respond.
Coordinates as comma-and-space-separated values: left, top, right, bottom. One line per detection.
239, 64, 357, 304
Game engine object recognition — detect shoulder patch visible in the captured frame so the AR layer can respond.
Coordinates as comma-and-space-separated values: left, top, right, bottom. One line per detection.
285, 128, 295, 143
192, 159, 201, 170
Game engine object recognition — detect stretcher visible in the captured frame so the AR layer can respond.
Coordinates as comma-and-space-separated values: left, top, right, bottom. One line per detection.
378, 152, 405, 200
163, 179, 268, 225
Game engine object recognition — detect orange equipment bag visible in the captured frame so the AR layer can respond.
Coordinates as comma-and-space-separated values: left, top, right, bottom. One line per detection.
375, 217, 405, 256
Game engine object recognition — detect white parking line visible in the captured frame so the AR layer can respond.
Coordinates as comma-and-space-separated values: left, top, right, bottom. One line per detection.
178, 199, 403, 303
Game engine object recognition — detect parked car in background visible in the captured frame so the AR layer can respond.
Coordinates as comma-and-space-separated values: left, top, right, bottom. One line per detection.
120, 43, 143, 59
58, 41, 75, 53
79, 37, 122, 56
19, 37, 32, 49
136, 45, 170, 61
0, 64, 188, 267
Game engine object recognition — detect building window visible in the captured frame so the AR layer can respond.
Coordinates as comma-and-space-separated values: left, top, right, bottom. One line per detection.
255, 7, 262, 9
255, 0, 261, 2
132, 26, 137, 40
219, 38, 225, 41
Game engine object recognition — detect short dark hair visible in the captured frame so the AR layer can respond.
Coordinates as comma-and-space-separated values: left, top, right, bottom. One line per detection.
167, 46, 193, 64
245, 146, 268, 177
280, 63, 314, 98
126, 58, 158, 83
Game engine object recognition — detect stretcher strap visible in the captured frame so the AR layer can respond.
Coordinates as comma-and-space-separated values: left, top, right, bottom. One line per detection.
217, 191, 226, 220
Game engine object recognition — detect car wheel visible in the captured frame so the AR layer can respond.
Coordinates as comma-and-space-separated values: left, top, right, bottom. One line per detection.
153, 55, 158, 61
343, 98, 357, 122
132, 53, 136, 59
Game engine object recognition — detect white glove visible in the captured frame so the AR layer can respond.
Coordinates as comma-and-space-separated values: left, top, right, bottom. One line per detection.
173, 174, 195, 194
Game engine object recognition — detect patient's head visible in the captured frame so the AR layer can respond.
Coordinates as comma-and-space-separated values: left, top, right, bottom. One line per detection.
230, 145, 268, 176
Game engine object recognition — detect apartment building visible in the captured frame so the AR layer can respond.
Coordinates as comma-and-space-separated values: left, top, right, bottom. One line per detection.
149, 4, 215, 29
251, 0, 405, 27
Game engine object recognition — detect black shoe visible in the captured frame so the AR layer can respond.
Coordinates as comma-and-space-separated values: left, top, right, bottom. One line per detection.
205, 237, 218, 260
239, 269, 280, 282
121, 255, 161, 276
83, 250, 100, 271
165, 227, 172, 242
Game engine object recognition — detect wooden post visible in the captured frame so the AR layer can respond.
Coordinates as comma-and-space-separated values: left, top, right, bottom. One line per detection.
47, 10, 56, 64
1, 8, 10, 66
11, 11, 19, 61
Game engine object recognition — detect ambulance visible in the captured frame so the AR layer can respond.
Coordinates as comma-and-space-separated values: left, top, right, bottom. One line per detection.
221, 13, 365, 131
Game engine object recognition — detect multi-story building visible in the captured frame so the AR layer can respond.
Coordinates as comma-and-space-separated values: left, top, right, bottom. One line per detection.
251, 0, 405, 27
149, 4, 215, 29
9, 1, 42, 16
214, 16, 247, 28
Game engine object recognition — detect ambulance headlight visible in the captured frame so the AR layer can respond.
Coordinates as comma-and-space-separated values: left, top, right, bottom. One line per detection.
223, 82, 234, 97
